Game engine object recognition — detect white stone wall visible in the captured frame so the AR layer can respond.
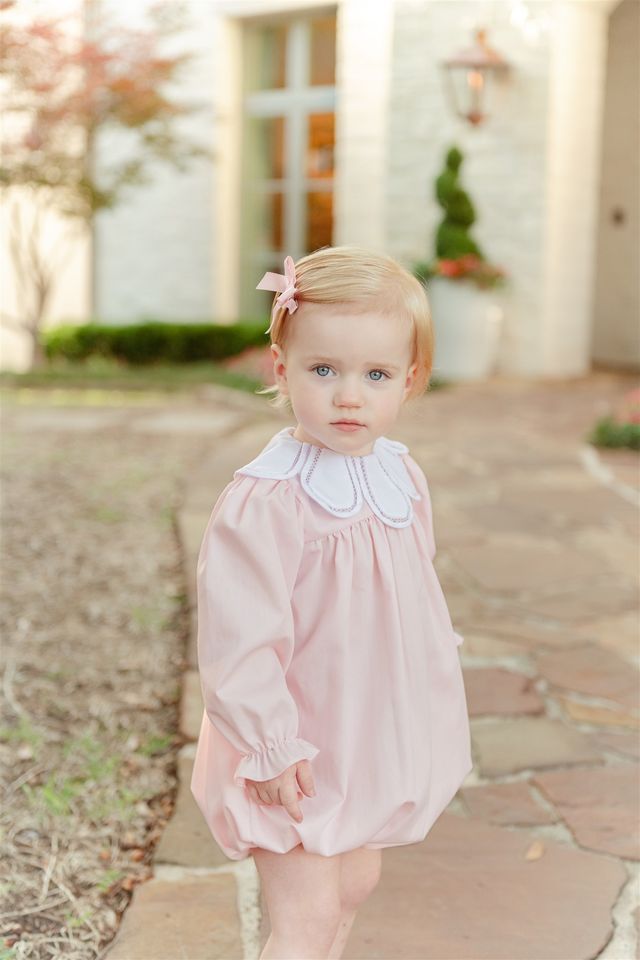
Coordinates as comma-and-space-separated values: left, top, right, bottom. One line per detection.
386, 0, 546, 376
92, 1, 217, 323
385, 0, 614, 377
540, 0, 613, 376
333, 0, 394, 251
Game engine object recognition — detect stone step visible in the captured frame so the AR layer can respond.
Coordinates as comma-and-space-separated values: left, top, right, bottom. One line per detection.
104, 868, 244, 960
181, 668, 205, 741
155, 745, 228, 869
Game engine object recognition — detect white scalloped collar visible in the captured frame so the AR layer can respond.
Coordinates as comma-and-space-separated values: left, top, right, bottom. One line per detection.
234, 426, 422, 528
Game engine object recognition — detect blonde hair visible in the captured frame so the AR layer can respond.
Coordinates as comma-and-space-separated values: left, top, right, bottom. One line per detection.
255, 245, 434, 410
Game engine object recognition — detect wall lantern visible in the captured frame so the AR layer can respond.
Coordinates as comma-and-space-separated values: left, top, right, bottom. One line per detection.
441, 28, 512, 126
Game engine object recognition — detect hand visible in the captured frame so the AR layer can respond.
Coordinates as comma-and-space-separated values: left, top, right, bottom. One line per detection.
245, 758, 316, 823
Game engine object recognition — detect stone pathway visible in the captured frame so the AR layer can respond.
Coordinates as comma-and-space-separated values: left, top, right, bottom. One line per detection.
82, 371, 638, 960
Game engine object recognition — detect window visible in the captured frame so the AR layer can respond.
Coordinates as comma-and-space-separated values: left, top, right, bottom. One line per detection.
240, 10, 337, 319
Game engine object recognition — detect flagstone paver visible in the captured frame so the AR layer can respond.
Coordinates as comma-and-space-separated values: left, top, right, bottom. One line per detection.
503, 485, 636, 529
453, 631, 535, 659
130, 408, 244, 435
179, 507, 212, 667
96, 371, 639, 960
571, 526, 640, 579
463, 666, 544, 716
522, 578, 638, 621
9, 407, 127, 431
186, 605, 199, 668
459, 780, 558, 826
557, 696, 639, 729
343, 812, 628, 960
105, 870, 243, 959
181, 667, 205, 741
571, 609, 640, 663
536, 642, 639, 709
179, 508, 212, 598
467, 617, 591, 650
532, 764, 640, 860
450, 536, 611, 592
593, 729, 640, 761
472, 716, 603, 777
154, 747, 224, 868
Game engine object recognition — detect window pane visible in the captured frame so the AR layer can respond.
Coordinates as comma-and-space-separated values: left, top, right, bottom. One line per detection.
306, 191, 333, 250
246, 115, 286, 181
253, 190, 284, 251
310, 15, 336, 86
245, 23, 287, 91
269, 192, 284, 249
307, 113, 334, 179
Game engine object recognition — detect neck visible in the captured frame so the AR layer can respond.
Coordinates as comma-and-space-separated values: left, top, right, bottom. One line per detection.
291, 425, 375, 457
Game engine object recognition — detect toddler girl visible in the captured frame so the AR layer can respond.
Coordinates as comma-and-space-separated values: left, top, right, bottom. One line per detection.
191, 246, 473, 959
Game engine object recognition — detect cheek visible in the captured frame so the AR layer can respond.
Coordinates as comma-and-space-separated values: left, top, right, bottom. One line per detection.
375, 384, 406, 415
288, 374, 325, 411
372, 381, 402, 400
295, 373, 328, 395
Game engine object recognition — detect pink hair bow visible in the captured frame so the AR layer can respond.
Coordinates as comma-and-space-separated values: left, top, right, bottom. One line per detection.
256, 255, 299, 316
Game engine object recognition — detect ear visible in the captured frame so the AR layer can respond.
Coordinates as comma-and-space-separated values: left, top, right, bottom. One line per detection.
271, 344, 289, 394
403, 361, 418, 399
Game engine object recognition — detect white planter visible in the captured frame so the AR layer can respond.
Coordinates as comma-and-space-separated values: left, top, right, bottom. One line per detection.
424, 276, 504, 381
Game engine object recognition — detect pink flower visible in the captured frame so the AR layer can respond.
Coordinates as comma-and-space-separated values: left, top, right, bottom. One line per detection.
438, 259, 463, 277
614, 387, 640, 425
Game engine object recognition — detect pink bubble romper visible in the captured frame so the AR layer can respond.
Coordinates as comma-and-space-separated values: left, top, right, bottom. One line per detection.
190, 425, 473, 861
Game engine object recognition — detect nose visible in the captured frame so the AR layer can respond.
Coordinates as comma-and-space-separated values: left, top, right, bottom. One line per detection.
334, 377, 364, 409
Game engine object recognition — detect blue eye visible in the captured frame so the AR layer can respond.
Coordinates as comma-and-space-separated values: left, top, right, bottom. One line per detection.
311, 365, 389, 381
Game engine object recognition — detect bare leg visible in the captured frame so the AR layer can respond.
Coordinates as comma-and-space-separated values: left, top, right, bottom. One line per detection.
327, 847, 382, 959
252, 843, 343, 959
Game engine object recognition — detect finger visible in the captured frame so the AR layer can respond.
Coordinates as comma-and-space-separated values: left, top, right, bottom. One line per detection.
256, 784, 273, 805
278, 784, 303, 823
295, 759, 316, 797
246, 783, 263, 804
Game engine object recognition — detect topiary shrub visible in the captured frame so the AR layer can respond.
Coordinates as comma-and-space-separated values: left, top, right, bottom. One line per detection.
434, 145, 483, 260
413, 144, 506, 291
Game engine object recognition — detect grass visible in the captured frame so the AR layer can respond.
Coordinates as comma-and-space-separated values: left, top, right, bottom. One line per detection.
0, 717, 44, 750
23, 774, 84, 817
0, 356, 264, 395
136, 734, 174, 757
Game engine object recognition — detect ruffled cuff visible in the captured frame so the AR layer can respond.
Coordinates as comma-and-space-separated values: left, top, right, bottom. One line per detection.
452, 630, 464, 646
233, 737, 320, 788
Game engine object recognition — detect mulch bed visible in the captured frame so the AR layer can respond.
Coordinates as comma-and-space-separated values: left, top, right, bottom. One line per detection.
1, 414, 203, 958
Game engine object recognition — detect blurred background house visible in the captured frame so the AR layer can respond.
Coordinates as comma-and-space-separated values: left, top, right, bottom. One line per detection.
1, 0, 638, 377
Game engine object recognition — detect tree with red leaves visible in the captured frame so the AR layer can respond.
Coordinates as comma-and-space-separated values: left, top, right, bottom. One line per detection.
0, 0, 210, 367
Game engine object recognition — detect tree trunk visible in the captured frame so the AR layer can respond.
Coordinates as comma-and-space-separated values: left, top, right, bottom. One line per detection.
30, 327, 48, 370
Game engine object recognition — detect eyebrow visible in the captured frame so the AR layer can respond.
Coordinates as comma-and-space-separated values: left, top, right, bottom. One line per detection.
304, 357, 401, 372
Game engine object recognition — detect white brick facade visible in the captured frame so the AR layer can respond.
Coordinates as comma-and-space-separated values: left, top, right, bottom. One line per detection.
1, 0, 634, 376
92, 1, 217, 323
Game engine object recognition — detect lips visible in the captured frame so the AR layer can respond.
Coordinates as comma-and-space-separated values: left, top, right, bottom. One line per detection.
332, 420, 364, 426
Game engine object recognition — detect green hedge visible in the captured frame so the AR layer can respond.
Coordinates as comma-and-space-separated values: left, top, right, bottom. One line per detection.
43, 320, 269, 365
588, 415, 640, 451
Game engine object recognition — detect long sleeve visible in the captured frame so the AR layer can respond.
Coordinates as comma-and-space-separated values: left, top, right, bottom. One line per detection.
402, 453, 464, 647
196, 475, 320, 788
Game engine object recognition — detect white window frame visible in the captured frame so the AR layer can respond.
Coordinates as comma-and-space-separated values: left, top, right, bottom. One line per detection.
240, 11, 336, 316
